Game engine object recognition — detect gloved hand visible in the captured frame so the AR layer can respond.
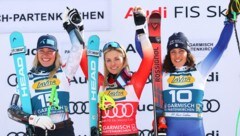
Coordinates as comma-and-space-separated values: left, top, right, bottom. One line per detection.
29, 115, 55, 130
157, 116, 167, 131
152, 116, 167, 135
63, 7, 84, 32
133, 6, 146, 35
226, 0, 240, 22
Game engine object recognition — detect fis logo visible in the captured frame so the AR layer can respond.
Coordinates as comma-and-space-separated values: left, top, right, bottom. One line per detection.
174, 6, 226, 18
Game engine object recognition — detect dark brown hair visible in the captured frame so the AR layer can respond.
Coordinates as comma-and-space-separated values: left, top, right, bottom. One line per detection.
163, 52, 195, 73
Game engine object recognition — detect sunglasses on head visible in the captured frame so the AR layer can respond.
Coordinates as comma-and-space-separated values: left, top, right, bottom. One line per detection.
102, 42, 121, 52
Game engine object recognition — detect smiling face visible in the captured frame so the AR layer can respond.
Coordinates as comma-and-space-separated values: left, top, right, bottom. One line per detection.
37, 48, 56, 67
169, 48, 187, 68
104, 50, 125, 75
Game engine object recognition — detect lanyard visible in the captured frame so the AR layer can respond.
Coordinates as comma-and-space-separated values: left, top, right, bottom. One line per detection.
47, 85, 60, 116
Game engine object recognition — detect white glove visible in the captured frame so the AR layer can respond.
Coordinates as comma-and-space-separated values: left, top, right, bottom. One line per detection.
29, 115, 55, 130
63, 7, 70, 23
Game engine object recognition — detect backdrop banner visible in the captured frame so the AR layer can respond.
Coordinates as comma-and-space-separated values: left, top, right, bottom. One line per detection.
1, 0, 239, 136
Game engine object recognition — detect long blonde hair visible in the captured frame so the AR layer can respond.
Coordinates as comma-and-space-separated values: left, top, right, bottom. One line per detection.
32, 52, 61, 78
103, 46, 130, 87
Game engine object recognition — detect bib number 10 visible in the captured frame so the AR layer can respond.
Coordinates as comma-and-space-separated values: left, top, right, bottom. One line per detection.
169, 90, 192, 103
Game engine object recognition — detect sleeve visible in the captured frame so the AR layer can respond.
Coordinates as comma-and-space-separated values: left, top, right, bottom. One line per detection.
7, 94, 30, 125
62, 28, 84, 79
197, 21, 234, 80
131, 33, 154, 98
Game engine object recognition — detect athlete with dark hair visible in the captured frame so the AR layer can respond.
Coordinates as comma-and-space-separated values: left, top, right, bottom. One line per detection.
136, 1, 240, 135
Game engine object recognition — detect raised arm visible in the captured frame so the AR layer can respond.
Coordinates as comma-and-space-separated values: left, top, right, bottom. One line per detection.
131, 7, 154, 99
198, 21, 233, 79
62, 7, 85, 80
197, 0, 240, 79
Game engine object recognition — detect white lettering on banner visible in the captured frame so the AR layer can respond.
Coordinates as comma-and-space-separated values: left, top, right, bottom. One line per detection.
165, 112, 202, 118
0, 0, 111, 33
103, 125, 136, 134
17, 57, 28, 97
166, 103, 195, 111
103, 125, 131, 130
102, 103, 134, 118
90, 60, 97, 101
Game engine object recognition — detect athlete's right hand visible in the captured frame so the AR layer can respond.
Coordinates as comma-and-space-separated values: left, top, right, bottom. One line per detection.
157, 117, 167, 131
152, 116, 167, 135
29, 115, 55, 130
63, 7, 83, 32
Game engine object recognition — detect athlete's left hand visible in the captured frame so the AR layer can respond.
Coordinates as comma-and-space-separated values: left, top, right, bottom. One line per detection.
133, 6, 146, 34
63, 7, 84, 32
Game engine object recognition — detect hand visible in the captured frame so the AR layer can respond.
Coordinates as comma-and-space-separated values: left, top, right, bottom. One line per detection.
152, 116, 167, 135
29, 115, 55, 130
158, 117, 167, 130
133, 6, 146, 26
133, 6, 146, 34
63, 7, 84, 32
226, 0, 240, 22
68, 7, 83, 27
157, 117, 167, 135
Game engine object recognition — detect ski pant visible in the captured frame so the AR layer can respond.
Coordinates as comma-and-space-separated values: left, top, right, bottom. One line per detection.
166, 118, 205, 136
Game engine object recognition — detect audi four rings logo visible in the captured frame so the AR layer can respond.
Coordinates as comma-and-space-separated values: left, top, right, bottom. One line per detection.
102, 103, 134, 118
69, 101, 89, 114
7, 132, 26, 136
202, 99, 220, 112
